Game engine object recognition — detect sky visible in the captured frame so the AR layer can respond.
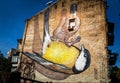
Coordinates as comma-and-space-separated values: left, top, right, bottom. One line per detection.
106, 0, 120, 67
0, 0, 55, 55
0, 0, 120, 67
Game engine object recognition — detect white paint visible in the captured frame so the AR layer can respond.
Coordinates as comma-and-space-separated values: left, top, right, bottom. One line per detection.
42, 25, 51, 54
70, 22, 75, 28
75, 45, 87, 71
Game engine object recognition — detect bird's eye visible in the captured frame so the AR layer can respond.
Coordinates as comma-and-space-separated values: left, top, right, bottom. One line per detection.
47, 44, 50, 47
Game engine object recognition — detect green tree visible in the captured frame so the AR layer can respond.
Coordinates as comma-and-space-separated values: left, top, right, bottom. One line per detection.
0, 51, 11, 72
0, 51, 11, 83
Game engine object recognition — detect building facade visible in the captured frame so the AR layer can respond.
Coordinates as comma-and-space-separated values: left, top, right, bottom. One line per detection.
18, 0, 110, 82
7, 39, 22, 72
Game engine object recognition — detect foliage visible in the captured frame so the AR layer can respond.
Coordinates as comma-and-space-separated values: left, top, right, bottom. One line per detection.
110, 66, 120, 83
0, 52, 11, 72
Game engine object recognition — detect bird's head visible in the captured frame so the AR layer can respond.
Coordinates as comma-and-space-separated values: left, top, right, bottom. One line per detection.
73, 44, 91, 74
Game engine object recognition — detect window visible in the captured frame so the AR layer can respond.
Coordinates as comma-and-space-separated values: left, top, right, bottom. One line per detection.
11, 67, 17, 72
12, 55, 18, 63
68, 18, 75, 31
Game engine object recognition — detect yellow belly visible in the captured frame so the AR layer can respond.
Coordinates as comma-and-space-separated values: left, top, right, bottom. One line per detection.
43, 41, 79, 68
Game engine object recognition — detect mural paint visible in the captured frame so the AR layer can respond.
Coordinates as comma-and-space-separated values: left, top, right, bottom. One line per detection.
23, 3, 91, 80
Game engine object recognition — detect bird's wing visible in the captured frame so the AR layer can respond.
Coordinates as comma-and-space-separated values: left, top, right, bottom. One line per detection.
22, 52, 75, 74
22, 52, 53, 65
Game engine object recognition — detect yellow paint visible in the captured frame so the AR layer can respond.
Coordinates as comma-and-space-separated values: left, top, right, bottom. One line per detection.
43, 41, 79, 68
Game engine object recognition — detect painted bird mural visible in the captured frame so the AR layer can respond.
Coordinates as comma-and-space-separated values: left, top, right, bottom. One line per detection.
22, 7, 90, 78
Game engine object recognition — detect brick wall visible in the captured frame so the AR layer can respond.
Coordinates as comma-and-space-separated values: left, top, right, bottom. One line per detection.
18, 0, 109, 82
